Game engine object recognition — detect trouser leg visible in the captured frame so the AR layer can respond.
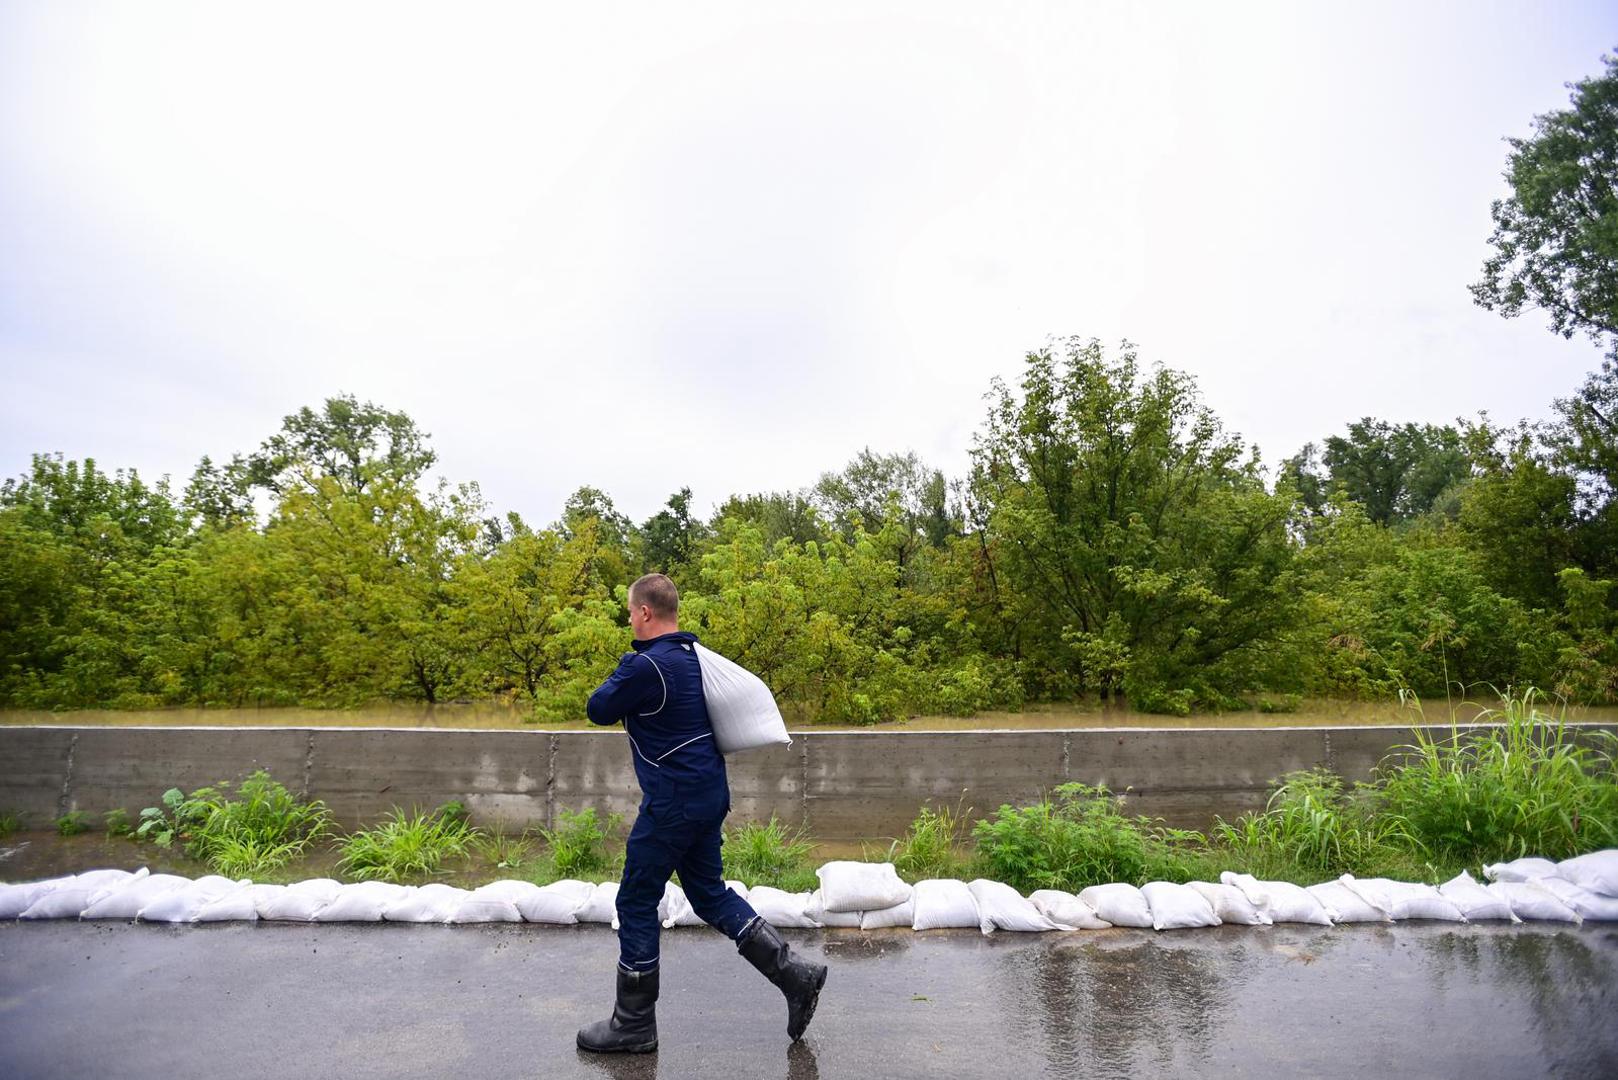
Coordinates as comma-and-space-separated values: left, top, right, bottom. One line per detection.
676, 813, 759, 942
616, 810, 677, 973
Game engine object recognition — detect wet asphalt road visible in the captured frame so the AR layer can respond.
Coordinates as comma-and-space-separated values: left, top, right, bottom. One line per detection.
2, 919, 1616, 1080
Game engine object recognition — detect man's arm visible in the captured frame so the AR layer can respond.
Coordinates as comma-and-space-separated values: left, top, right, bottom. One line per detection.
586, 652, 657, 725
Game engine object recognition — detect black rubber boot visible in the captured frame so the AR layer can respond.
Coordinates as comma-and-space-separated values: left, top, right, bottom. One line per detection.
576, 966, 658, 1054
737, 918, 829, 1041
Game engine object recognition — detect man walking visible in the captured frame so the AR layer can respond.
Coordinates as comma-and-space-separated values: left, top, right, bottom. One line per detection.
576, 572, 828, 1054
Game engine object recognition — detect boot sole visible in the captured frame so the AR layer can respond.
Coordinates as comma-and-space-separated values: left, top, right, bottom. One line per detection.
789, 966, 829, 1041
576, 1035, 658, 1054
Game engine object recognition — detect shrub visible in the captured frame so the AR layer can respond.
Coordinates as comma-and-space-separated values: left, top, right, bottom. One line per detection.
0, 810, 21, 838
540, 807, 622, 879
721, 816, 815, 888
971, 782, 1197, 892
338, 804, 478, 882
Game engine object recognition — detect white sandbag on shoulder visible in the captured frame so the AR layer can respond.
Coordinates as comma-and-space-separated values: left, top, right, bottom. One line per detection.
1141, 881, 1221, 930
1305, 881, 1388, 923
1438, 871, 1519, 922
573, 882, 619, 925
448, 882, 524, 923
1188, 882, 1271, 926
1533, 877, 1618, 921
1555, 850, 1618, 897
139, 875, 248, 923
969, 879, 1067, 934
805, 889, 863, 928
259, 878, 342, 921
194, 880, 264, 922
1077, 883, 1154, 928
692, 641, 791, 754
20, 869, 146, 920
0, 875, 75, 919
746, 886, 821, 929
1483, 857, 1559, 883
1222, 874, 1333, 925
815, 862, 912, 914
860, 897, 915, 930
1486, 881, 1582, 924
83, 874, 191, 919
312, 881, 412, 922
1029, 889, 1111, 930
1341, 877, 1466, 922
910, 879, 980, 930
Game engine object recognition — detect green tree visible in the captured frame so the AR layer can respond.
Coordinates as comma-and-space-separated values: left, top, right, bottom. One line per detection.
967, 338, 1302, 710
1472, 53, 1618, 362
638, 487, 709, 576
246, 394, 436, 497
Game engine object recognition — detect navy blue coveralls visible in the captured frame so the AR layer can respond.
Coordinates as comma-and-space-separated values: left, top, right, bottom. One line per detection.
586, 630, 760, 973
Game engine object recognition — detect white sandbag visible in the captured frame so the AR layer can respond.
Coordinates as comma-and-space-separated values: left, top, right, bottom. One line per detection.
1486, 881, 1583, 924
1140, 881, 1221, 930
518, 880, 591, 924
660, 882, 707, 928
1077, 883, 1154, 928
1218, 872, 1270, 909
910, 879, 980, 930
692, 641, 792, 754
138, 875, 247, 923
1533, 876, 1618, 921
259, 878, 343, 921
1483, 856, 1559, 883
1029, 889, 1112, 930
0, 875, 75, 919
727, 879, 750, 900
19, 869, 145, 920
860, 897, 915, 930
805, 889, 863, 928
194, 880, 264, 922
815, 862, 912, 914
1341, 877, 1466, 922
312, 881, 412, 923
448, 881, 524, 923
573, 882, 619, 925
380, 882, 467, 923
1438, 871, 1519, 922
1222, 874, 1333, 925
746, 886, 821, 928
969, 879, 1067, 934
1187, 882, 1271, 926
1555, 850, 1618, 897
83, 874, 191, 919
1305, 881, 1384, 923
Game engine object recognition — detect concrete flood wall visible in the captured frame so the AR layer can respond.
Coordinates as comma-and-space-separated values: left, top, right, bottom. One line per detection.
3, 724, 1615, 840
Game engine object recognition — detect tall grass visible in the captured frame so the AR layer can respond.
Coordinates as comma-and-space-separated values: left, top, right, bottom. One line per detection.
1212, 768, 1417, 878
539, 807, 622, 879
874, 798, 973, 881
1377, 687, 1618, 863
722, 816, 817, 891
338, 804, 479, 882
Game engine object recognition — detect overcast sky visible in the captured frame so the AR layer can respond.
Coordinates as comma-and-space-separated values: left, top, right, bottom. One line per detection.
2, 1, 1614, 524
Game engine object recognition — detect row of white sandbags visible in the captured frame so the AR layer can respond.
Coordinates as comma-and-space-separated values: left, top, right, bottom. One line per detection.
1483, 852, 1618, 896
4, 850, 1615, 929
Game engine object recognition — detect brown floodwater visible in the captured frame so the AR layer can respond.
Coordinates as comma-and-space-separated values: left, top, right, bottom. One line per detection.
4, 696, 1615, 731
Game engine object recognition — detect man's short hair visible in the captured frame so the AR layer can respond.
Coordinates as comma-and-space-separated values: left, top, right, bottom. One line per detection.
629, 573, 679, 619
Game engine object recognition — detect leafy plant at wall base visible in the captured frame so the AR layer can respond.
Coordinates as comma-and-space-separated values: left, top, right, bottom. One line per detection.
338, 804, 479, 882
104, 807, 133, 837
721, 816, 815, 888
540, 807, 623, 879
55, 810, 92, 837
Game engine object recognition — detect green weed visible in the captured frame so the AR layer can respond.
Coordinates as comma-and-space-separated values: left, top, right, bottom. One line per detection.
138, 770, 331, 877
338, 804, 479, 882
721, 816, 815, 888
55, 810, 92, 836
104, 807, 133, 837
540, 807, 622, 879
874, 798, 973, 882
